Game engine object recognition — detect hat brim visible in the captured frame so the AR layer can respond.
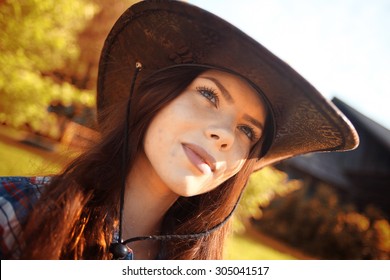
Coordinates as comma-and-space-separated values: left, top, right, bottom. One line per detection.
97, 0, 359, 170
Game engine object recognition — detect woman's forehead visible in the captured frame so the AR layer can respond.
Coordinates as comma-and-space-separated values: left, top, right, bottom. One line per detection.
197, 70, 259, 96
195, 69, 267, 112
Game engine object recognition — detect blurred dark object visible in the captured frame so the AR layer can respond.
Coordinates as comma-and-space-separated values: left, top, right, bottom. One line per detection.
252, 182, 390, 259
253, 98, 389, 259
47, 100, 97, 149
277, 97, 390, 215
48, 100, 75, 119
48, 100, 95, 128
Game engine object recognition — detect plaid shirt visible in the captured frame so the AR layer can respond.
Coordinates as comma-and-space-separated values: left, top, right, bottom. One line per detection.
0, 176, 49, 259
0, 176, 134, 260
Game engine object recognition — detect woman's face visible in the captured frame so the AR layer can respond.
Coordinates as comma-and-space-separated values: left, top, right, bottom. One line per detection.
142, 69, 267, 197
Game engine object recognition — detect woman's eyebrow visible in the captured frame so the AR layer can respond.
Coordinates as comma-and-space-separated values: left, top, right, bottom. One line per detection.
244, 114, 264, 131
200, 76, 234, 103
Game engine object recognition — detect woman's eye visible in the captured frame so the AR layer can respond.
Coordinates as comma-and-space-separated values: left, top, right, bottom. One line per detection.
239, 125, 256, 141
196, 86, 219, 107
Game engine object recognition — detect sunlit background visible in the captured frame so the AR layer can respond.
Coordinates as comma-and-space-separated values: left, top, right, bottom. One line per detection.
0, 0, 389, 260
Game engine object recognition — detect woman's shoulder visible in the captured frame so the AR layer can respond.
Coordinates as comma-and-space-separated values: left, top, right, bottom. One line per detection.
0, 176, 50, 204
0, 176, 51, 259
0, 175, 51, 187
0, 176, 50, 191
0, 176, 51, 223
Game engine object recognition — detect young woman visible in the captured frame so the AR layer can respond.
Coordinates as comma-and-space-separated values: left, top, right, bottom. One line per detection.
0, 0, 359, 260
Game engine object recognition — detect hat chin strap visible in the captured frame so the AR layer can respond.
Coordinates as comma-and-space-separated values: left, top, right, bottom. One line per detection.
109, 62, 142, 259
108, 62, 239, 260
110, 194, 240, 260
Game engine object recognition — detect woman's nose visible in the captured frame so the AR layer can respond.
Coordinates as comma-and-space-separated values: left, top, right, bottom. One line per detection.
206, 126, 234, 150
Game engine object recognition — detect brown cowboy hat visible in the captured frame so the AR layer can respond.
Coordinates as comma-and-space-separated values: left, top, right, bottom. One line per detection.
97, 0, 359, 170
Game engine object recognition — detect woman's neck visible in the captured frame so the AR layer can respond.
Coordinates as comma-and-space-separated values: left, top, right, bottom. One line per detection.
122, 151, 178, 259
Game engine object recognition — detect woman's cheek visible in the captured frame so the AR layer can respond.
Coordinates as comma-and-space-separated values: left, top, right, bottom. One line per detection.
223, 156, 246, 179
173, 95, 205, 120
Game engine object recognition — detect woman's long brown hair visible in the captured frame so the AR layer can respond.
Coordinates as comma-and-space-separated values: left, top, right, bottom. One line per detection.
18, 66, 263, 259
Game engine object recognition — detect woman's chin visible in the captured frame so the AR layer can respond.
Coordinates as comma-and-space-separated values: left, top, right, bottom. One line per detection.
165, 173, 215, 197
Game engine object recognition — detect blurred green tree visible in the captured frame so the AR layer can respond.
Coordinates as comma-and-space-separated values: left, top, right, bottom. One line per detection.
0, 0, 96, 137
232, 166, 302, 233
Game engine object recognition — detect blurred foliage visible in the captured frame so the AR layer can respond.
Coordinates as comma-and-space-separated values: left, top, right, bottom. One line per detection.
225, 231, 296, 260
0, 0, 97, 137
0, 140, 63, 176
232, 166, 302, 233
254, 182, 390, 259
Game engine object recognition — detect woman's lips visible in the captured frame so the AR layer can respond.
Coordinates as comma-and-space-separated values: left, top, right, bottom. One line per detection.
182, 143, 216, 175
